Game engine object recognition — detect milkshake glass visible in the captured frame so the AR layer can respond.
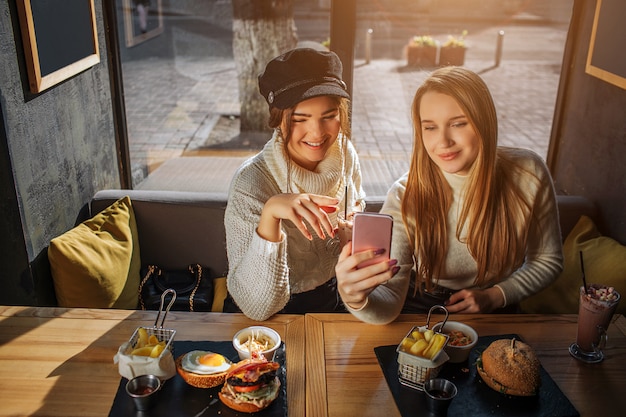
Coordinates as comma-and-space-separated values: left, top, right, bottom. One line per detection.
569, 284, 620, 363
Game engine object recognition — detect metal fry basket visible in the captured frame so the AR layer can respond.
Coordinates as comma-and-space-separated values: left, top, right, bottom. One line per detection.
396, 305, 450, 390
126, 289, 177, 357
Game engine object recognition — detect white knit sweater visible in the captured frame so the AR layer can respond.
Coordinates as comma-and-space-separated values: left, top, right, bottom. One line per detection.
224, 130, 365, 321
349, 147, 564, 324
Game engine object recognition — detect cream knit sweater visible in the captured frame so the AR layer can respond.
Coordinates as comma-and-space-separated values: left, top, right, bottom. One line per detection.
225, 130, 365, 321
349, 148, 564, 324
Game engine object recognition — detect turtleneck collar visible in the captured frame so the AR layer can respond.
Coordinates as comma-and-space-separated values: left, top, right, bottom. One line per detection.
442, 170, 469, 193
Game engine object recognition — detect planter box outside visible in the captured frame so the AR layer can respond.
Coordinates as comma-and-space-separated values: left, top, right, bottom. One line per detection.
439, 47, 466, 66
407, 46, 437, 68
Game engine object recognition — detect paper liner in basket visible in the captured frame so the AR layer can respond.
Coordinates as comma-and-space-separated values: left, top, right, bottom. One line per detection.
114, 340, 176, 380
113, 289, 178, 380
395, 305, 451, 389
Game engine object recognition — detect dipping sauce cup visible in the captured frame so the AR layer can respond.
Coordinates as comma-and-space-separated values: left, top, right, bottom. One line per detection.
424, 378, 457, 415
126, 374, 161, 411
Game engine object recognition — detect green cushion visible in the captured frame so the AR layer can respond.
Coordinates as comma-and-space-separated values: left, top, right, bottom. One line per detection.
48, 196, 141, 309
521, 215, 625, 315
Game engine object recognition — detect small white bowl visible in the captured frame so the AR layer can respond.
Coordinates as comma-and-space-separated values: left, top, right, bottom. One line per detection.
232, 326, 281, 361
432, 321, 478, 363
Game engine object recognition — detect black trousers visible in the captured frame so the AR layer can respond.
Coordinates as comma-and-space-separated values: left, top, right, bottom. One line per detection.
401, 277, 452, 314
401, 273, 520, 314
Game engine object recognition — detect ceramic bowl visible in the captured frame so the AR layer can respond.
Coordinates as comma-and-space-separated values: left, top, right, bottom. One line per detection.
232, 326, 281, 361
432, 321, 478, 363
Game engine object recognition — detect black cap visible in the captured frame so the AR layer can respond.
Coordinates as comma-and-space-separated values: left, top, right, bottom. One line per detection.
258, 48, 350, 109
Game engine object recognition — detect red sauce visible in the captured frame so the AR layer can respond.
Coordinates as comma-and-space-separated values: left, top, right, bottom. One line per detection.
134, 386, 155, 396
427, 389, 452, 399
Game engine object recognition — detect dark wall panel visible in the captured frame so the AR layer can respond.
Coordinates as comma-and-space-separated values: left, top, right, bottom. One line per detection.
551, 0, 626, 244
0, 0, 120, 304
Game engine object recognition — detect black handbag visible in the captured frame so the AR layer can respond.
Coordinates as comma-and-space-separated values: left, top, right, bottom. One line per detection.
138, 264, 213, 312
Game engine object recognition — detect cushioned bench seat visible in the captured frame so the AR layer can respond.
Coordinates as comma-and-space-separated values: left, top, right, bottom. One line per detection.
41, 190, 612, 314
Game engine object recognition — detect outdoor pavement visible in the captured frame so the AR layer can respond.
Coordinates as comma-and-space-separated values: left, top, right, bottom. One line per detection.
122, 15, 570, 197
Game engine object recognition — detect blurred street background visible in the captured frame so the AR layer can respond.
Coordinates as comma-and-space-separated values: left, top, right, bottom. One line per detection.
119, 0, 574, 196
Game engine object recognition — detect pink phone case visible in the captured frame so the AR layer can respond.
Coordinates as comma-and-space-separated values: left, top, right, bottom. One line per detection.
351, 212, 393, 269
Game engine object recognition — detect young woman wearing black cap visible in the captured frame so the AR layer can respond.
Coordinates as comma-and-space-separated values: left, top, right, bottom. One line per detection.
223, 48, 397, 321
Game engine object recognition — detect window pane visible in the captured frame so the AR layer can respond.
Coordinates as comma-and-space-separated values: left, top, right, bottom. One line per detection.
117, 0, 571, 196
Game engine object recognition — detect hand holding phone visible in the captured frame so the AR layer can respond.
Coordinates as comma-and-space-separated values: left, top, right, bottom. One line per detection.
351, 212, 393, 269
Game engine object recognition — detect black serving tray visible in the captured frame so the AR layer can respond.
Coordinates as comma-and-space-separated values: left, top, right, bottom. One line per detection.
374, 334, 578, 417
109, 340, 287, 417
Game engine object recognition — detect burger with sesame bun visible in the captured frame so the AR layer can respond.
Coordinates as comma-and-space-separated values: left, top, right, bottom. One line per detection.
218, 356, 281, 413
476, 338, 541, 396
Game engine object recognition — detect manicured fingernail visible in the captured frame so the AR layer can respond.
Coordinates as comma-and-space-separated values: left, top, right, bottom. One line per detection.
374, 248, 386, 255
388, 259, 398, 267
392, 266, 400, 275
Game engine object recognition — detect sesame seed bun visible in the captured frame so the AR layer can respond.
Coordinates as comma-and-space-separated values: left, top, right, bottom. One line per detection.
175, 354, 231, 388
477, 338, 541, 396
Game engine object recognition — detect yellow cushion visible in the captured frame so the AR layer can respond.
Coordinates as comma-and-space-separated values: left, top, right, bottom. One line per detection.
521, 215, 625, 315
211, 277, 227, 312
48, 196, 141, 309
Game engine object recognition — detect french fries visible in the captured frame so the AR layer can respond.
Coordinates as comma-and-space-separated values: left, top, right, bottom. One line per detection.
399, 327, 448, 360
131, 328, 166, 358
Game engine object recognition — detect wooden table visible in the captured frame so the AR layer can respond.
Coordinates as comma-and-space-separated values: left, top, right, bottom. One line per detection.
306, 313, 626, 417
0, 306, 305, 417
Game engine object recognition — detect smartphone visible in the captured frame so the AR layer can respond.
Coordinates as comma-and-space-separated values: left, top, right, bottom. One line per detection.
351, 212, 393, 269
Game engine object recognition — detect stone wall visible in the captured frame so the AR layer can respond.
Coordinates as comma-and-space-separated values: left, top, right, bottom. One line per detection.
0, 0, 120, 304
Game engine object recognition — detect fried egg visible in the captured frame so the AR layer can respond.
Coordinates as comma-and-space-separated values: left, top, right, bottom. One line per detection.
181, 351, 231, 375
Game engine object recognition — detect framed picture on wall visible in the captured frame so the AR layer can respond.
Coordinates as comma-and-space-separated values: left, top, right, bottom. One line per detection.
123, 0, 164, 48
15, 0, 100, 94
585, 0, 626, 90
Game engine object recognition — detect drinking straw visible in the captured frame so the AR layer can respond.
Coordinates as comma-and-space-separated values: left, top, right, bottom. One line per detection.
344, 185, 348, 219
579, 251, 589, 294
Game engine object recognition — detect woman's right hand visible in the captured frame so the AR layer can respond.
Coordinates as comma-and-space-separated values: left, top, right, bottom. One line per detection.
335, 241, 400, 309
257, 193, 339, 242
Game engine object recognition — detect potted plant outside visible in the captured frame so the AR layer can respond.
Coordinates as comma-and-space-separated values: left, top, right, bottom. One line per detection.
439, 31, 467, 66
407, 35, 437, 68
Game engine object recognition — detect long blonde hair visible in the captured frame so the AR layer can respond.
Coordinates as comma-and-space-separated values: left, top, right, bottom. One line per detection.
402, 67, 536, 291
